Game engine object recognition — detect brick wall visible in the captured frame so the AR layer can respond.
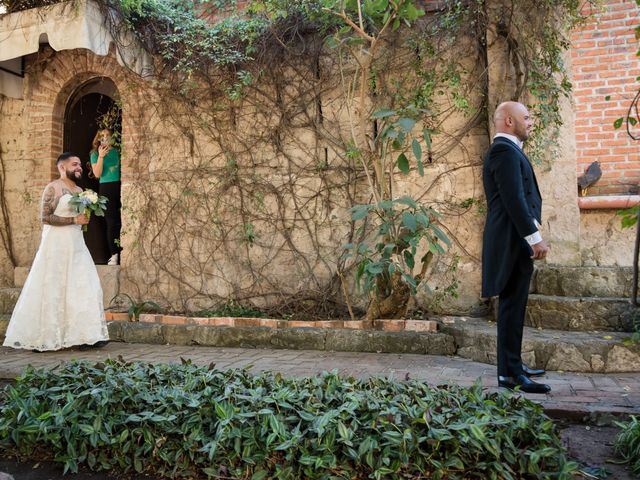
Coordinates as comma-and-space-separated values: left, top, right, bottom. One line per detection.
571, 0, 640, 196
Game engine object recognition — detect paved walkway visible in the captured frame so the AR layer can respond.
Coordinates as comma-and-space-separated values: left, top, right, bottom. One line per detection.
1, 342, 639, 419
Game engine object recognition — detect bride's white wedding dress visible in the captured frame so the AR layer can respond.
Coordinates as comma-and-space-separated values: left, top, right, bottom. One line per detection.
3, 193, 109, 351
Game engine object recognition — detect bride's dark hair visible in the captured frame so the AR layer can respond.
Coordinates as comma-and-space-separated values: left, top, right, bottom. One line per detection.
56, 152, 79, 164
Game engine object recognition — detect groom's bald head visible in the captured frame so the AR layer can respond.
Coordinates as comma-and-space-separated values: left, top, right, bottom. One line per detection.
494, 101, 533, 142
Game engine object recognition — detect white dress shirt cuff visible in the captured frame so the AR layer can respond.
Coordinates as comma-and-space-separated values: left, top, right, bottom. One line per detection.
525, 230, 542, 246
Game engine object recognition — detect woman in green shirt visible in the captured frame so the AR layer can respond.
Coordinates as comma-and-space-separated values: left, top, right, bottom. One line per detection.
90, 129, 121, 265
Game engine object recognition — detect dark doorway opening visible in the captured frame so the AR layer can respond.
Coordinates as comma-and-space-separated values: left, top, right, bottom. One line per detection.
63, 78, 121, 264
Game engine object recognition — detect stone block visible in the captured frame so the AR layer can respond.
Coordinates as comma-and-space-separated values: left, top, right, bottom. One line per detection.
590, 354, 605, 373
545, 344, 591, 372
405, 320, 438, 332
526, 295, 634, 331
106, 320, 123, 341
192, 326, 224, 345
268, 328, 327, 350
161, 325, 197, 345
325, 330, 453, 355
225, 327, 285, 348
534, 266, 633, 297
606, 345, 640, 373
121, 323, 164, 344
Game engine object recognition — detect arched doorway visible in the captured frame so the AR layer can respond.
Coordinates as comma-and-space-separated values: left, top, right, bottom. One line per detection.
63, 77, 121, 264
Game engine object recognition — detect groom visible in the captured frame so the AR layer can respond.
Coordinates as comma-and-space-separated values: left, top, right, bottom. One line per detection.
481, 101, 551, 394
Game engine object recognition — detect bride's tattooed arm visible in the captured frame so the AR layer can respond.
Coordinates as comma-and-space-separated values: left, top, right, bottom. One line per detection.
40, 185, 74, 226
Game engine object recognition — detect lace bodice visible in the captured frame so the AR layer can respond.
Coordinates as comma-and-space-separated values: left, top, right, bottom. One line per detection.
53, 194, 75, 218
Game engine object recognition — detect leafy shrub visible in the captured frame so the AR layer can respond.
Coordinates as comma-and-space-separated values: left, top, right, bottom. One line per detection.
0, 360, 577, 479
615, 415, 640, 476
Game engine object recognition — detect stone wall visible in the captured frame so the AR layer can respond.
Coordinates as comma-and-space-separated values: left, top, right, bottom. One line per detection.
0, 0, 636, 316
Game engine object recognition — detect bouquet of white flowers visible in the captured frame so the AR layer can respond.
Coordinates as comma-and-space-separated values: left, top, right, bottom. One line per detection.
68, 189, 108, 232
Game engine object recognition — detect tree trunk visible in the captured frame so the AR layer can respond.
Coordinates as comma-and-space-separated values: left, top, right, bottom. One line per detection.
364, 271, 412, 320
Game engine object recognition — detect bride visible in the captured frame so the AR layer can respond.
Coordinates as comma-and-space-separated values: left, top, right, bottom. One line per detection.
3, 152, 109, 351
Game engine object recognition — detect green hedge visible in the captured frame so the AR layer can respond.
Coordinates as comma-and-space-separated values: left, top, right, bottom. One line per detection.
615, 415, 640, 476
0, 360, 577, 479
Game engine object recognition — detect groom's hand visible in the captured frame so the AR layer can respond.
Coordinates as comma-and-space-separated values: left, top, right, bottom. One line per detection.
74, 214, 89, 225
530, 239, 549, 260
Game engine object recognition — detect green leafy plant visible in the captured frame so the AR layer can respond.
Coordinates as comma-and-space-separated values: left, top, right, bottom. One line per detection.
615, 415, 640, 476
0, 360, 578, 479
344, 195, 450, 319
624, 309, 640, 346
109, 293, 163, 321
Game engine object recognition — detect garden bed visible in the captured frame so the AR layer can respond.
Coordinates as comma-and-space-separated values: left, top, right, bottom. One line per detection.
0, 360, 578, 479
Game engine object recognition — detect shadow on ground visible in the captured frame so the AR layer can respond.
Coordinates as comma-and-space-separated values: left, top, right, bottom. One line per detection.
560, 423, 636, 480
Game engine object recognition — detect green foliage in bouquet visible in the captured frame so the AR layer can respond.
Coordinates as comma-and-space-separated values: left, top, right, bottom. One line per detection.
68, 190, 108, 232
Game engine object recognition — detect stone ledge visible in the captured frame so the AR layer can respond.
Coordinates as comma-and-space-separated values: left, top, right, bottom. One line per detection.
106, 321, 456, 356
440, 316, 640, 373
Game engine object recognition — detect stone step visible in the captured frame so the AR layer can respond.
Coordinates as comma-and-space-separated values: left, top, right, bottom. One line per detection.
439, 316, 640, 373
0, 320, 456, 357
525, 295, 637, 332
0, 288, 21, 315
533, 266, 634, 298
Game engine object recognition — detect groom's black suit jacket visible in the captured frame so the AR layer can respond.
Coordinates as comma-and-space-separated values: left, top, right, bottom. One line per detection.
481, 136, 542, 298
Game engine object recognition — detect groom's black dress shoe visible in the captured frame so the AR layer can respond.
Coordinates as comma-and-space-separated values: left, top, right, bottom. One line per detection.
498, 375, 551, 394
522, 364, 546, 377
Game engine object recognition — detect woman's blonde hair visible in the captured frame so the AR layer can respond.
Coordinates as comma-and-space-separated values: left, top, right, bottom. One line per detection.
91, 129, 112, 153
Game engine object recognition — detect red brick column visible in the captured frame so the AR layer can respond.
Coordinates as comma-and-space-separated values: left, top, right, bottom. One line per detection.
26, 48, 142, 190
571, 0, 640, 196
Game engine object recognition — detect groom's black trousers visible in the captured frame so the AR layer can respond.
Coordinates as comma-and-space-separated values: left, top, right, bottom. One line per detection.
496, 244, 533, 378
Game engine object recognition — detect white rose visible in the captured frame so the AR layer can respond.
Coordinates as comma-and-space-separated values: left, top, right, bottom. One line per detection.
86, 192, 98, 203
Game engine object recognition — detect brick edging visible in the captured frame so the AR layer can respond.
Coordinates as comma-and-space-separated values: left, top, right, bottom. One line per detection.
104, 312, 438, 332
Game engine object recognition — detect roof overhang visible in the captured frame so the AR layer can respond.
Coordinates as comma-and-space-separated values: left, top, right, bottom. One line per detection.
0, 0, 152, 98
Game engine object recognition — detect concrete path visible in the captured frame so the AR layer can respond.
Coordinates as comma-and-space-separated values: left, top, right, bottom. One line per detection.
1, 342, 639, 420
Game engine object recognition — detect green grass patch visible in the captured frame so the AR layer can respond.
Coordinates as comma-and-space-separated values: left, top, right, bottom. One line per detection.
0, 360, 577, 479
